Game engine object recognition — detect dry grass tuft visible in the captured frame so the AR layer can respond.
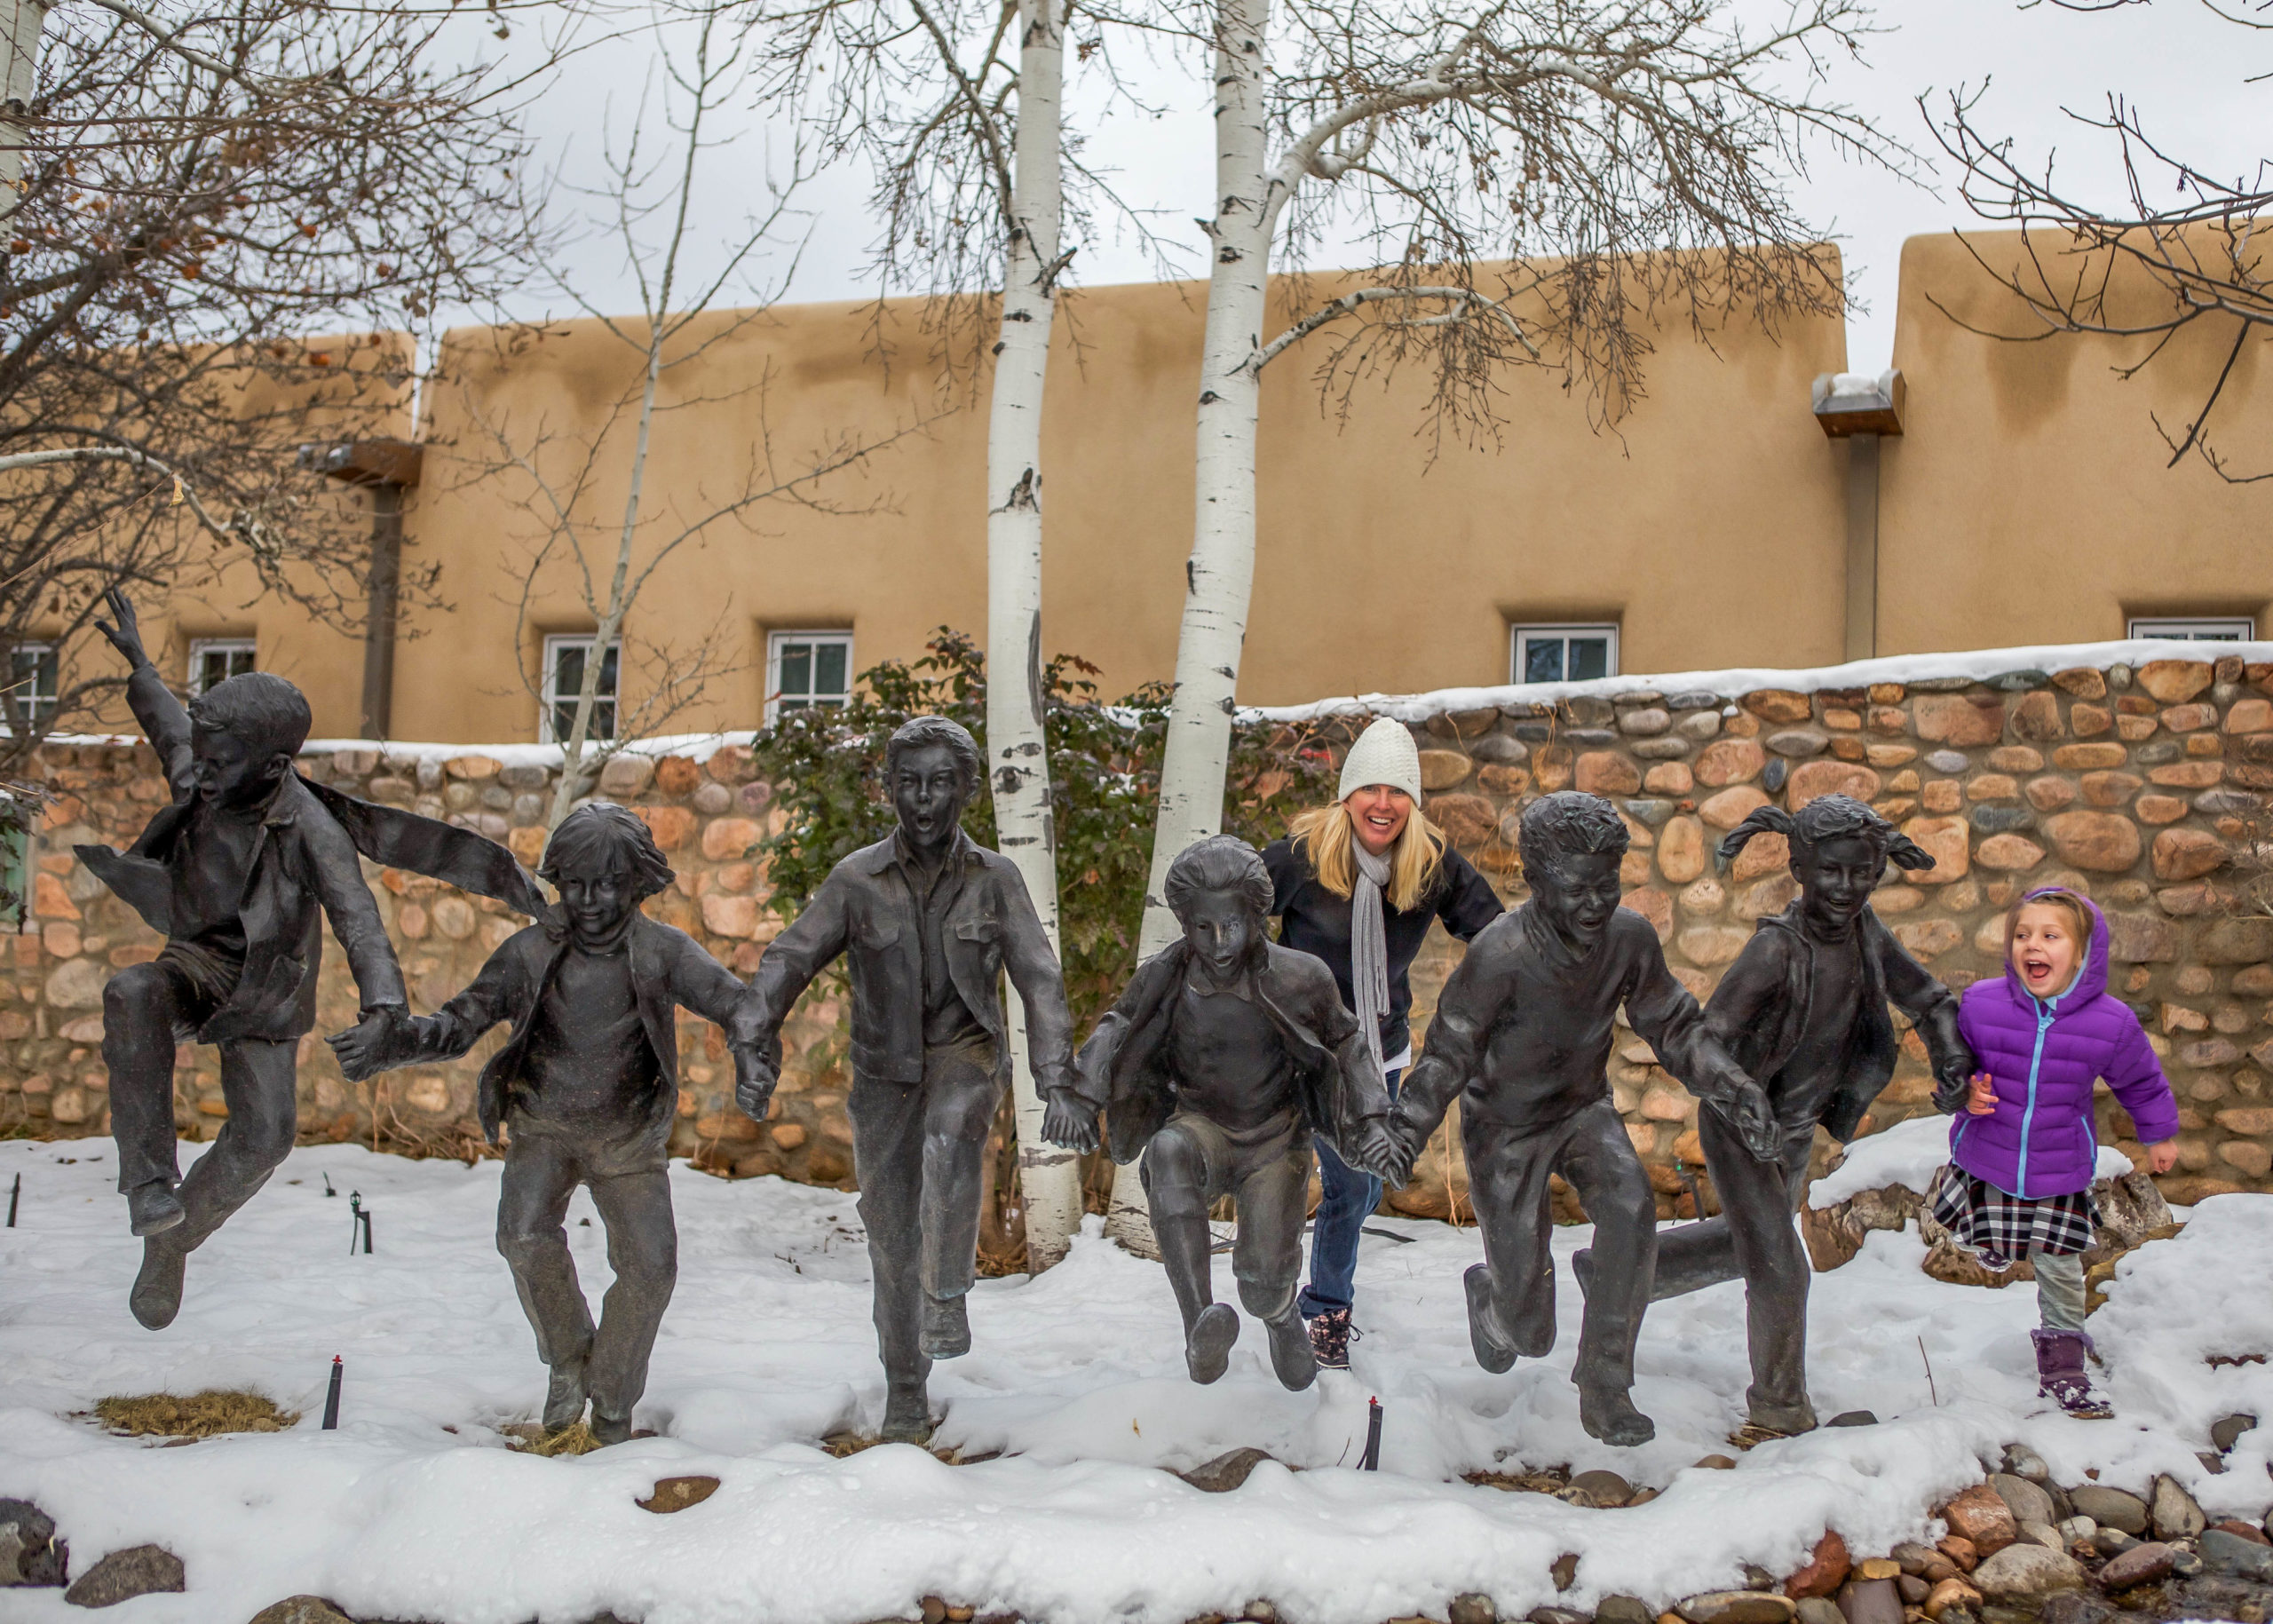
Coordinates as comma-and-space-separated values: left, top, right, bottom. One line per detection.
91, 1390, 299, 1438
821, 1430, 992, 1465
503, 1421, 603, 1456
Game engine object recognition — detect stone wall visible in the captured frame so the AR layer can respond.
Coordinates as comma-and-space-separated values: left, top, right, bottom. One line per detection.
8, 646, 2273, 1218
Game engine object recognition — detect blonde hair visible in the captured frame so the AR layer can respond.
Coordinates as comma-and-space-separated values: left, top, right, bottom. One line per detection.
2006, 888, 2094, 964
1288, 797, 1446, 913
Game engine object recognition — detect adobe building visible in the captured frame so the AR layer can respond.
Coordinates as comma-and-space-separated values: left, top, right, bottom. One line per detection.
23, 228, 2273, 744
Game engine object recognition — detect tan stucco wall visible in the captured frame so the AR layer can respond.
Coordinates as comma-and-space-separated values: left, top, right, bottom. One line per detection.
1878, 230, 2273, 655
59, 233, 2273, 747
363, 265, 1851, 743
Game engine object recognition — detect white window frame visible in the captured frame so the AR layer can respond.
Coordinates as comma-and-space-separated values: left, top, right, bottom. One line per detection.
187, 637, 257, 696
1510, 622, 1620, 686
4, 642, 57, 734
540, 633, 622, 744
765, 630, 854, 725
2128, 616, 2255, 642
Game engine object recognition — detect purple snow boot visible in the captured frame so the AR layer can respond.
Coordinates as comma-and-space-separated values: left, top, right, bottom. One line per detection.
2033, 1328, 2112, 1420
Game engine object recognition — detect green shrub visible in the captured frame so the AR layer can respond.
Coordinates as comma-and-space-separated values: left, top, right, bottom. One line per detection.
751, 629, 1342, 1027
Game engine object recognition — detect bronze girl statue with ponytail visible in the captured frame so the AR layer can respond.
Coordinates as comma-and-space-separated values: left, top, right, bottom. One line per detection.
1577, 793, 1976, 1440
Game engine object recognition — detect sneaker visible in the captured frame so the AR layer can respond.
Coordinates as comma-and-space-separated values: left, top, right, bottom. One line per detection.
1308, 1307, 1353, 1372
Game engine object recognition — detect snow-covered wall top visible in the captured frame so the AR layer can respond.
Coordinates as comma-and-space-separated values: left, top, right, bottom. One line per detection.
1247, 638, 2273, 725
39, 639, 2273, 760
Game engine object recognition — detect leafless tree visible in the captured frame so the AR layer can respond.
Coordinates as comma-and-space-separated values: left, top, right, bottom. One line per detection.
0, 0, 563, 765
737, 0, 1182, 1264
1928, 0, 2269, 481
1131, 0, 1912, 953
437, 2, 922, 828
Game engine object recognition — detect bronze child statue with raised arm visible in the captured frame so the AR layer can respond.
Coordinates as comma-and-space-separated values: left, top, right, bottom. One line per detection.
736, 717, 1074, 1444
1043, 836, 1408, 1390
79, 589, 545, 1330
1389, 791, 1778, 1446
331, 803, 768, 1445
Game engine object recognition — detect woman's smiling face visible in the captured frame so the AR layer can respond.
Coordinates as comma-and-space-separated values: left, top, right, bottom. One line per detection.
1345, 784, 1413, 855
2010, 901, 2084, 999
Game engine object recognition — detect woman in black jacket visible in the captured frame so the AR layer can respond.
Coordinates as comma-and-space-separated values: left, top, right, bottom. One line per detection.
1263, 717, 1503, 1367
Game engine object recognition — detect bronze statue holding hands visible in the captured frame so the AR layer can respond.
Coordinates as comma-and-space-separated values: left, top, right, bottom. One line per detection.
737, 717, 1073, 1443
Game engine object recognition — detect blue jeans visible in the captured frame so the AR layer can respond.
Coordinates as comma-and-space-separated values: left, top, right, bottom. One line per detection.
1299, 1068, 1400, 1319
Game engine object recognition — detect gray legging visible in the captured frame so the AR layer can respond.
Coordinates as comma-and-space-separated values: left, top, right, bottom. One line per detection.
2033, 1250, 2087, 1332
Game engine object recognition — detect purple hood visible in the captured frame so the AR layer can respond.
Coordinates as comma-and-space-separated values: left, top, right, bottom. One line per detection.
1951, 889, 2178, 1199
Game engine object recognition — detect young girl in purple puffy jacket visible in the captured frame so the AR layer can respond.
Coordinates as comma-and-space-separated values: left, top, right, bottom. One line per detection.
1928, 886, 2178, 1419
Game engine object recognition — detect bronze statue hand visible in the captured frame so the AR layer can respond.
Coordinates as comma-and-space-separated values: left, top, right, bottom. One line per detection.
1356, 1119, 1413, 1188
733, 1046, 780, 1122
327, 1004, 408, 1082
92, 586, 151, 669
1930, 1057, 1974, 1116
1040, 1089, 1099, 1153
1718, 1077, 1782, 1162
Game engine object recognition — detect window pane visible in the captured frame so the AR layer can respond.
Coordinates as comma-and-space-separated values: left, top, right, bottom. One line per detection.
1570, 637, 1611, 681
227, 647, 255, 679
780, 642, 813, 699
553, 644, 586, 698
9, 647, 56, 730
814, 641, 847, 697
1523, 638, 1564, 684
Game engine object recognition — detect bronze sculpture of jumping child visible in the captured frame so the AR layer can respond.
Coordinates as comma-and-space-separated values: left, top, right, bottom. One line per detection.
1044, 836, 1409, 1390
1389, 791, 1778, 1446
79, 589, 546, 1330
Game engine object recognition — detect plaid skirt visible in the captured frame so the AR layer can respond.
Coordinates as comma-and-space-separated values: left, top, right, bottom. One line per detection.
1927, 1163, 2098, 1271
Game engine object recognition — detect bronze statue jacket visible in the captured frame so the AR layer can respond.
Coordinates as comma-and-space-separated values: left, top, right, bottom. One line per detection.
77, 663, 544, 1045
748, 827, 1073, 1090
1071, 939, 1392, 1167
1704, 904, 1968, 1143
1394, 903, 1750, 1145
385, 909, 756, 1143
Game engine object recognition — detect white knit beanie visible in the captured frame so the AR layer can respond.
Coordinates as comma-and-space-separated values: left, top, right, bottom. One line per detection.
1338, 717, 1425, 804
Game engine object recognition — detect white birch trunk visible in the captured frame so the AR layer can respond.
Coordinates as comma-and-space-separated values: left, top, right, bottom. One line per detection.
1, 0, 49, 207
986, 0, 1084, 1271
1105, 0, 1276, 1255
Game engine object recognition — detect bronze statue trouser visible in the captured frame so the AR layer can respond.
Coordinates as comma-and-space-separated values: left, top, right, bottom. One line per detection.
1141, 1110, 1311, 1332
103, 955, 298, 1252
1642, 1109, 1818, 1427
495, 1118, 677, 1425
1464, 1097, 1658, 1391
846, 1039, 1002, 1390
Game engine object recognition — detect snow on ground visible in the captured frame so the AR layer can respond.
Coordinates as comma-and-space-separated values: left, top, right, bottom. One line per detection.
2, 1137, 2269, 1624
1806, 1114, 2136, 1209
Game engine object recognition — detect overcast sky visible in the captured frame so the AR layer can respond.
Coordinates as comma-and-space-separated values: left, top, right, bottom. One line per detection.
482, 0, 2265, 375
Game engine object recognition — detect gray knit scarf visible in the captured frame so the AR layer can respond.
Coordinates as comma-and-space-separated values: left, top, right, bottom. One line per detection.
1350, 840, 1392, 1076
